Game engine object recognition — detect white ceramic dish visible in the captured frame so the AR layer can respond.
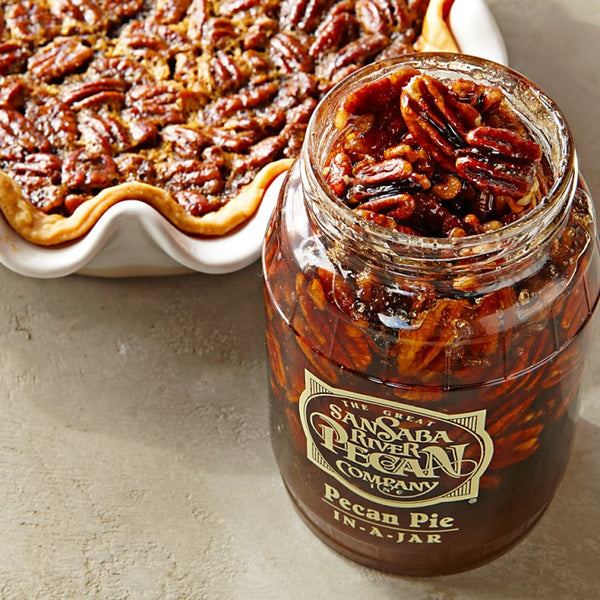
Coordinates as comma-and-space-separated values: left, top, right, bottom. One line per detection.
0, 0, 507, 278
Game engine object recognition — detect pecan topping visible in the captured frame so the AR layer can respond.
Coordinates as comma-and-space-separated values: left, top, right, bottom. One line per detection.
324, 150, 352, 197
86, 56, 150, 85
203, 17, 238, 49
349, 156, 424, 204
160, 158, 223, 197
206, 81, 279, 123
289, 0, 333, 33
10, 152, 62, 183
309, 5, 358, 57
186, 0, 208, 42
244, 18, 278, 51
115, 153, 157, 184
318, 32, 390, 84
7, 153, 64, 212
219, 0, 262, 17
103, 0, 145, 19
210, 51, 246, 93
118, 21, 190, 56
0, 78, 27, 109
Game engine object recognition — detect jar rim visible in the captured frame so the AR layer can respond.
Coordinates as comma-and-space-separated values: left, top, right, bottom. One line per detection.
302, 53, 577, 268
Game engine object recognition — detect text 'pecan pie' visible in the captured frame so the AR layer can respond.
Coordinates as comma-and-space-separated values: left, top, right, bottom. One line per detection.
0, 0, 458, 246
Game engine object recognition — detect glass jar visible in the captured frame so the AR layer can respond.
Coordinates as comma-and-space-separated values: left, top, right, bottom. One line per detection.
262, 54, 600, 576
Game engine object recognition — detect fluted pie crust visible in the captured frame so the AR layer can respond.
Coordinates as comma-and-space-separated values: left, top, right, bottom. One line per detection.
0, 158, 293, 244
0, 0, 457, 246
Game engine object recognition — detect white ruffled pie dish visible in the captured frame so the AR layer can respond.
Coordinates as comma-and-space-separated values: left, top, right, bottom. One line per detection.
0, 0, 507, 278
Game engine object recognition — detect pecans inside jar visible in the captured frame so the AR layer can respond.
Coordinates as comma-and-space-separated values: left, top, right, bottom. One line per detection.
263, 54, 600, 575
322, 66, 547, 238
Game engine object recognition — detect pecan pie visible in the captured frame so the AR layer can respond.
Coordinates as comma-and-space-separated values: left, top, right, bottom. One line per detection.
0, 0, 458, 246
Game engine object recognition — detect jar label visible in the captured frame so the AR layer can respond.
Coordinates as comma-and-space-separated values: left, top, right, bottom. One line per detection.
299, 370, 494, 508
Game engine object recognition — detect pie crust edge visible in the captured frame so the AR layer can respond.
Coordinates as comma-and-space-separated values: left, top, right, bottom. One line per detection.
0, 158, 294, 245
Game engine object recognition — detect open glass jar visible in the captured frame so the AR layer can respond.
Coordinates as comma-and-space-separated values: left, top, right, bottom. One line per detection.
262, 54, 599, 576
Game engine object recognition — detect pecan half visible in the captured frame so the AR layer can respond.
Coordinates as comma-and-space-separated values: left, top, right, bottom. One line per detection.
456, 126, 542, 199
86, 56, 151, 85
161, 125, 210, 159
207, 81, 279, 123
357, 193, 416, 221
219, 0, 262, 16
8, 153, 65, 213
125, 83, 186, 126
0, 108, 50, 160
103, 0, 145, 19
160, 159, 223, 193
10, 152, 62, 184
318, 33, 390, 85
406, 192, 467, 237
400, 74, 482, 171
50, 0, 108, 33
274, 73, 319, 111
118, 21, 190, 56
349, 157, 429, 204
232, 132, 287, 174
173, 189, 222, 217
0, 78, 27, 109
61, 79, 128, 110
0, 42, 30, 75
25, 94, 78, 148
153, 0, 193, 24
244, 18, 278, 51
355, 0, 395, 35
324, 150, 353, 197
115, 153, 157, 185
28, 37, 94, 82
78, 113, 131, 153
309, 6, 358, 57
210, 51, 246, 93
279, 0, 330, 32
186, 0, 208, 42
62, 149, 119, 192
270, 32, 313, 74
338, 66, 419, 121
128, 119, 159, 147
6, 1, 59, 44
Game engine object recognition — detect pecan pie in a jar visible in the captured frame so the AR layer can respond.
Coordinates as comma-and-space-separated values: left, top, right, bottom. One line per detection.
262, 54, 600, 575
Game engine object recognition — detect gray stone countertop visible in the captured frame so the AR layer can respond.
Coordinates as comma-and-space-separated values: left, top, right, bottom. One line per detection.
1, 1, 599, 598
